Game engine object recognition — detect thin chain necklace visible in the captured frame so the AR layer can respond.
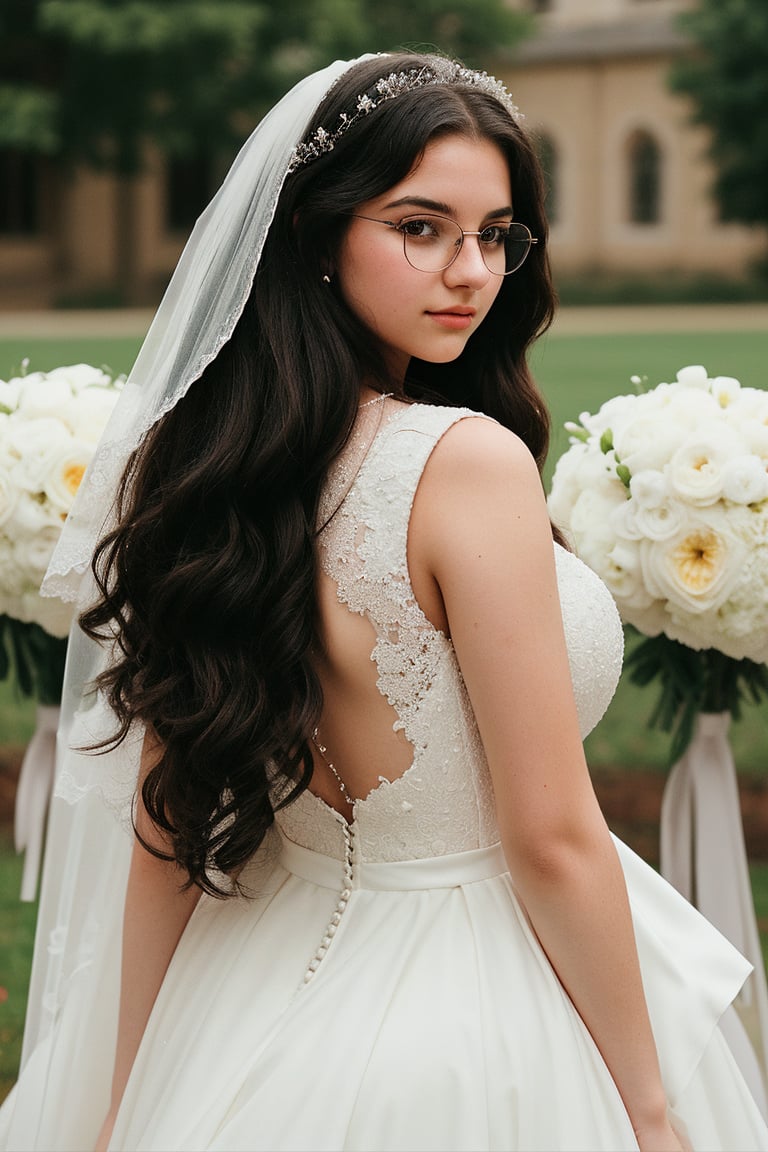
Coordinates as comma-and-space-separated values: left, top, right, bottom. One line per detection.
358, 391, 393, 408
311, 727, 355, 809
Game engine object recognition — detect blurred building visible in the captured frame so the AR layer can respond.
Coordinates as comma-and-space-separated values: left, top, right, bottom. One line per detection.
0, 0, 765, 308
503, 0, 766, 278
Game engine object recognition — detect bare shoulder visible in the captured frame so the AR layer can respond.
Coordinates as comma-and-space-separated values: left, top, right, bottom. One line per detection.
413, 414, 548, 539
424, 415, 540, 487
409, 414, 554, 615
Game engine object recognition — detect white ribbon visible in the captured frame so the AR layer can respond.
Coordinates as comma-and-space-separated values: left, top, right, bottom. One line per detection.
14, 703, 61, 903
660, 710, 768, 1110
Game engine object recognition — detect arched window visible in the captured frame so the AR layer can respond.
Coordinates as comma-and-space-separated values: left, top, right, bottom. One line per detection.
0, 150, 41, 235
536, 133, 559, 225
627, 130, 661, 225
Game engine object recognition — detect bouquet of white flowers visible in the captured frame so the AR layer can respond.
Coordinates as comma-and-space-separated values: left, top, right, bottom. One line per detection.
549, 364, 768, 758
0, 361, 123, 703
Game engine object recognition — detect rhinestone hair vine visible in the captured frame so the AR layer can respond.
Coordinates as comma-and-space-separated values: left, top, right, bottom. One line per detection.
286, 60, 522, 174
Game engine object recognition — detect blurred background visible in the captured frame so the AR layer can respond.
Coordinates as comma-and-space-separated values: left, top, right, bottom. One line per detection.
1, 0, 767, 310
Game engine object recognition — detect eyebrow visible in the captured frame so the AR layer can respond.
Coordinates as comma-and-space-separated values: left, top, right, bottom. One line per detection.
382, 195, 515, 220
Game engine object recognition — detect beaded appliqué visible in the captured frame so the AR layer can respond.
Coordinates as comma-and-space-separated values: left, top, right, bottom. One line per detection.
287, 61, 521, 173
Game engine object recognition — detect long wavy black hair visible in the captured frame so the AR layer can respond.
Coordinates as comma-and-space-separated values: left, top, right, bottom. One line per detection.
80, 52, 558, 895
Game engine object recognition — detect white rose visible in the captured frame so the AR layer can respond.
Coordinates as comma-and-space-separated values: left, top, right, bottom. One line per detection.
0, 378, 22, 412
15, 525, 62, 580
621, 599, 669, 639
629, 469, 667, 509
68, 386, 121, 444
7, 417, 71, 492
741, 421, 768, 464
675, 364, 709, 389
721, 456, 768, 505
710, 376, 741, 408
639, 511, 747, 615
549, 443, 620, 525
602, 541, 655, 609
666, 429, 740, 506
612, 496, 684, 543
633, 501, 686, 542
44, 364, 113, 393
0, 465, 18, 528
17, 377, 74, 422
613, 416, 687, 476
44, 441, 93, 514
570, 491, 624, 581
8, 491, 63, 538
582, 392, 640, 436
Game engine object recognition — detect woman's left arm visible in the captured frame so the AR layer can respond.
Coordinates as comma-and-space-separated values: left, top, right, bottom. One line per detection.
409, 418, 680, 1151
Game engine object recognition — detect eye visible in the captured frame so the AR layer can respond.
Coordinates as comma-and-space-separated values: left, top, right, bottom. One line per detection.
396, 216, 442, 240
479, 224, 511, 246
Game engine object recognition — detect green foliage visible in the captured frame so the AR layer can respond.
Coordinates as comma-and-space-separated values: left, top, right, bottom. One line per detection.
671, 0, 768, 227
0, 0, 529, 172
624, 629, 768, 764
0, 618, 67, 708
0, 86, 58, 152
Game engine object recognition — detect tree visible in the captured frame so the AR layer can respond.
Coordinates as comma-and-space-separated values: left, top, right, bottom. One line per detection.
670, 0, 768, 230
0, 0, 529, 301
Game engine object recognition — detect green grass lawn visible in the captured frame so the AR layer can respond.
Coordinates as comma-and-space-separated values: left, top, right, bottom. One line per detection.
0, 323, 766, 1102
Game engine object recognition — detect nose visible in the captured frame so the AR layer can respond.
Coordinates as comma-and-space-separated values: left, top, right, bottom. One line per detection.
442, 233, 492, 289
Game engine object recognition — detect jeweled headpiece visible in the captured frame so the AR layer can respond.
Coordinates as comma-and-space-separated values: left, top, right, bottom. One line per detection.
287, 60, 521, 174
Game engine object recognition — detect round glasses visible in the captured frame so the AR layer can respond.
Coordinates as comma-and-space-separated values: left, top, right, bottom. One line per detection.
347, 213, 538, 276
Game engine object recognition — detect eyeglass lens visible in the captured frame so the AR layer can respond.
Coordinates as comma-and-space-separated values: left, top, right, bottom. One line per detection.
399, 215, 532, 275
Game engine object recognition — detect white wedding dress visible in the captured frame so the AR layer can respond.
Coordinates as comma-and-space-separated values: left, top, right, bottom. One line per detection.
1, 402, 767, 1151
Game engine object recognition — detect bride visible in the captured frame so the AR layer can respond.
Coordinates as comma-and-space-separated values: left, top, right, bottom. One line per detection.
1, 51, 766, 1152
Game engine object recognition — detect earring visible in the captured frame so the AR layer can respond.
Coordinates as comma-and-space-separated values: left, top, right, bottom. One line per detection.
322, 274, 331, 284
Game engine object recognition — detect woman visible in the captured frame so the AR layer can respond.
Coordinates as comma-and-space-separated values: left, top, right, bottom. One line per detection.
1, 51, 766, 1151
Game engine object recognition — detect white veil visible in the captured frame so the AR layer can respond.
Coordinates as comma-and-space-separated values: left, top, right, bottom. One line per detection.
6, 54, 372, 1146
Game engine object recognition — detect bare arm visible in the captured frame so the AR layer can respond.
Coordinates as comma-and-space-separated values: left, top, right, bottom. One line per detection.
95, 732, 201, 1150
410, 419, 682, 1152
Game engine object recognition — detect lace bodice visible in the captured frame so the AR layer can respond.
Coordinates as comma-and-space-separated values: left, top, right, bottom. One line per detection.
275, 403, 624, 863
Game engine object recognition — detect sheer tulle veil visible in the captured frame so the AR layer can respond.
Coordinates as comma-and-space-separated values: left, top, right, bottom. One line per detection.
15, 55, 371, 1121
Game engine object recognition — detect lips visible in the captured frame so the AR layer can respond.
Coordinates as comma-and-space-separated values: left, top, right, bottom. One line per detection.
426, 308, 476, 330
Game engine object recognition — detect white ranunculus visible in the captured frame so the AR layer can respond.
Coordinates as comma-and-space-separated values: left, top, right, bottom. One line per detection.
68, 386, 121, 444
7, 417, 71, 493
629, 469, 667, 509
721, 457, 768, 505
710, 376, 741, 408
613, 416, 686, 477
45, 363, 113, 393
9, 491, 65, 538
0, 466, 18, 528
16, 525, 62, 579
17, 377, 73, 422
666, 430, 740, 506
44, 442, 93, 514
633, 500, 686, 543
0, 378, 22, 412
675, 364, 709, 389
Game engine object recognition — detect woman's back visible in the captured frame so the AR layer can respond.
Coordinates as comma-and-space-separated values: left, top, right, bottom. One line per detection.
276, 396, 624, 865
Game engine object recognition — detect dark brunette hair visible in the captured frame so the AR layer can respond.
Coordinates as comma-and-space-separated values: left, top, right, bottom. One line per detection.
80, 52, 558, 894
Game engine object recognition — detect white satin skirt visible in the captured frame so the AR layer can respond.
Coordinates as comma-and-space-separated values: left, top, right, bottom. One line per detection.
2, 833, 767, 1151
